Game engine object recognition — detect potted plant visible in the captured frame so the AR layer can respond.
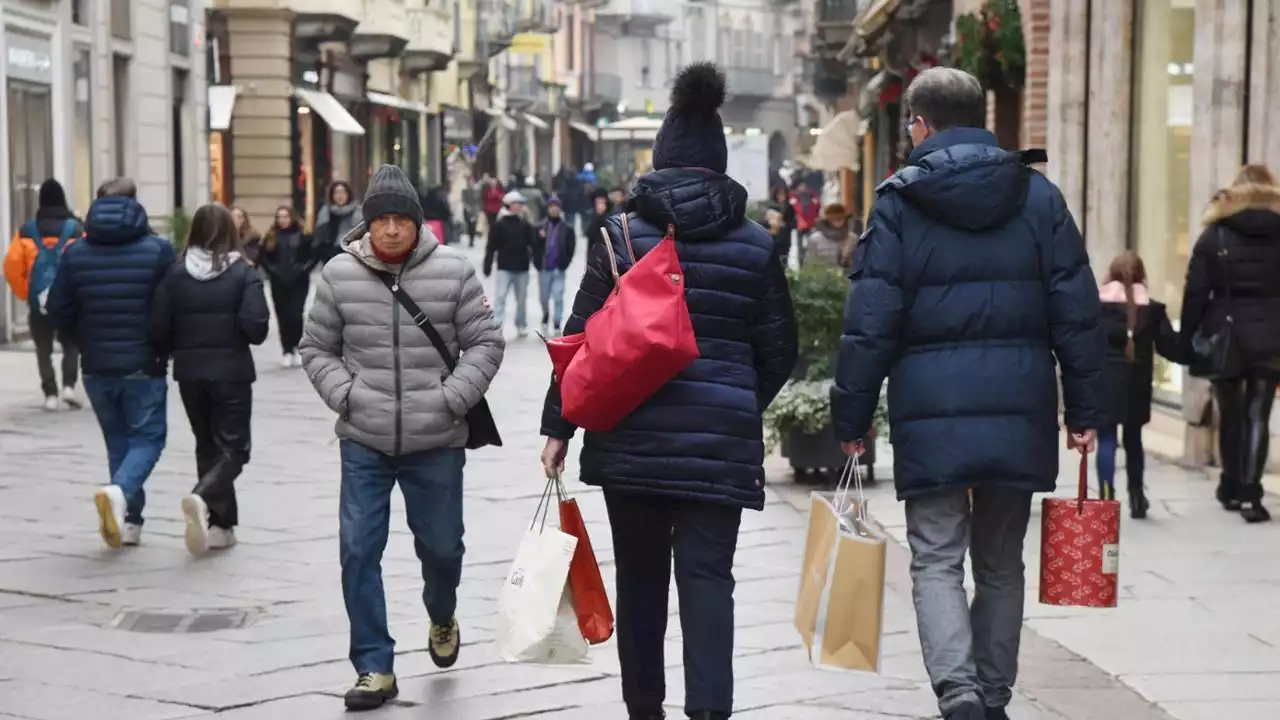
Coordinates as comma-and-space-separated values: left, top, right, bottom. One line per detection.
765, 379, 888, 483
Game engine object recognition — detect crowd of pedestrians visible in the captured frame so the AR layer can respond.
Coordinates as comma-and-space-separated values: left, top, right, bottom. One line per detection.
4, 59, 1279, 720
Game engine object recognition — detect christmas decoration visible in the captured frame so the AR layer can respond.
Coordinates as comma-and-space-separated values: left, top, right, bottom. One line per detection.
953, 0, 1026, 90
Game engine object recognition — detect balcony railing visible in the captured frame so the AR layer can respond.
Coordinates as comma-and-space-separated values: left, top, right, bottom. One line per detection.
816, 0, 859, 23
725, 67, 773, 98
508, 65, 542, 103
591, 71, 622, 102
290, 0, 362, 43
404, 7, 455, 73
482, 0, 516, 57
514, 0, 560, 34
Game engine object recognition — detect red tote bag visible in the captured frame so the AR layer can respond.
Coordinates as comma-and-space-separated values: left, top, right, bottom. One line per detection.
545, 215, 699, 432
1039, 450, 1121, 608
556, 478, 614, 644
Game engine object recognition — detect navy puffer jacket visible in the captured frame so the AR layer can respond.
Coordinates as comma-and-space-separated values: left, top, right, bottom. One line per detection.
541, 168, 798, 510
48, 196, 176, 377
832, 128, 1107, 499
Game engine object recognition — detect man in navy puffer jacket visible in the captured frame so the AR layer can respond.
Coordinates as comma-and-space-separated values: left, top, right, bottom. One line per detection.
48, 178, 175, 550
540, 63, 797, 720
831, 68, 1107, 720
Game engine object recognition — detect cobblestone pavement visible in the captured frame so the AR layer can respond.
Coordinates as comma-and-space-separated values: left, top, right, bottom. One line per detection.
0, 239, 1181, 720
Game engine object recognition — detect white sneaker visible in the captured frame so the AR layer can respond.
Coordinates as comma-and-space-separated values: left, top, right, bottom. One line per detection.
207, 527, 237, 550
121, 523, 142, 546
292, 351, 304, 368
61, 386, 82, 410
516, 328, 529, 339
180, 494, 210, 554
281, 353, 294, 369
93, 485, 126, 548
42, 395, 59, 412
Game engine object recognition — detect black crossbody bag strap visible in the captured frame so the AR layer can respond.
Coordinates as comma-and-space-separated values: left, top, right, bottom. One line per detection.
375, 271, 458, 370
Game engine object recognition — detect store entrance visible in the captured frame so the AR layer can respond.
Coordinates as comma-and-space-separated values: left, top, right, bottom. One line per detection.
6, 78, 54, 340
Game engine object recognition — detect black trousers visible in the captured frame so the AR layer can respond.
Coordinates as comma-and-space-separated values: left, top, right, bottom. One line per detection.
270, 276, 310, 353
179, 381, 252, 528
604, 489, 742, 718
29, 311, 78, 397
1214, 371, 1278, 504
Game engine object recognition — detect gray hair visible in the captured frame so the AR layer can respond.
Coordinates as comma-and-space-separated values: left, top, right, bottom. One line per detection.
904, 67, 985, 132
96, 177, 137, 199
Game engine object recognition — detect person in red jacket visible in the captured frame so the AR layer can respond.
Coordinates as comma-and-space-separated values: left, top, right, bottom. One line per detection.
481, 175, 505, 232
790, 182, 820, 234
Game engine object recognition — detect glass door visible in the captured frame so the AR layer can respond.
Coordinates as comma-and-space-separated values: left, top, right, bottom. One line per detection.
7, 79, 54, 339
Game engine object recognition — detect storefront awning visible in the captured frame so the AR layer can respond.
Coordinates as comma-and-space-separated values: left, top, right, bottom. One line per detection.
569, 120, 598, 137
366, 91, 429, 115
807, 110, 862, 172
485, 108, 518, 132
293, 87, 365, 135
208, 85, 238, 131
521, 112, 550, 131
599, 116, 663, 143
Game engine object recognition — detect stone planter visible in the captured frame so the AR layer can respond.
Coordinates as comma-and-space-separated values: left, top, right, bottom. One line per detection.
786, 422, 876, 485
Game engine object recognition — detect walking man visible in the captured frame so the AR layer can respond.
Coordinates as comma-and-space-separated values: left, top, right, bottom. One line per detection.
534, 195, 575, 335
830, 68, 1107, 720
482, 190, 536, 338
48, 178, 176, 548
300, 165, 504, 710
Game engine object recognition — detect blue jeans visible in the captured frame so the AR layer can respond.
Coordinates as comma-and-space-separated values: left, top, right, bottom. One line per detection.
538, 268, 566, 328
493, 270, 529, 331
83, 374, 168, 525
1097, 424, 1144, 494
339, 439, 466, 674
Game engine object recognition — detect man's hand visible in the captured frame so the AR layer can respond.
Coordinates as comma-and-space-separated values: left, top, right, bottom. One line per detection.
1066, 429, 1097, 455
541, 437, 568, 478
841, 440, 865, 458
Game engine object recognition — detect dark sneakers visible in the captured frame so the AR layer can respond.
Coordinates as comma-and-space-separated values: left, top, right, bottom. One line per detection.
344, 673, 398, 711
986, 707, 1010, 720
429, 618, 461, 668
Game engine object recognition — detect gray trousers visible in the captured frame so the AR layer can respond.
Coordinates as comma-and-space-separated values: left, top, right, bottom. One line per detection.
905, 487, 1033, 715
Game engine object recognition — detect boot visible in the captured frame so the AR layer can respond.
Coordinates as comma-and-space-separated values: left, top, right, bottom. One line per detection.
1128, 484, 1149, 520
1238, 483, 1271, 524
686, 713, 729, 720
1216, 476, 1242, 512
985, 707, 1011, 720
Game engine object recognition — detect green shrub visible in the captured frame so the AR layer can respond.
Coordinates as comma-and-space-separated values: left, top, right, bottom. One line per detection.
168, 207, 192, 251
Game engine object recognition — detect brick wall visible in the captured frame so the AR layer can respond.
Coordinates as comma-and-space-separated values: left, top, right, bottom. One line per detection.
1019, 0, 1051, 148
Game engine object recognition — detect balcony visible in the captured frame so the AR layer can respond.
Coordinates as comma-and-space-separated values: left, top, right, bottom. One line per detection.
506, 64, 542, 105
724, 67, 773, 98
591, 71, 622, 104
290, 0, 361, 44
593, 0, 674, 36
351, 0, 410, 60
814, 0, 860, 58
481, 0, 517, 57
513, 0, 560, 34
403, 6, 455, 73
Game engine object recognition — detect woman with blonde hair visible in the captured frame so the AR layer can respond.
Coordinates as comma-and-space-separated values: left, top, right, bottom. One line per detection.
1181, 163, 1280, 523
1096, 251, 1183, 517
260, 205, 314, 367
229, 206, 261, 266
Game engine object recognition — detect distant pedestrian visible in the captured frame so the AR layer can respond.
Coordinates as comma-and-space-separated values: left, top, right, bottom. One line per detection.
767, 182, 797, 264
299, 164, 505, 710
3, 178, 83, 411
314, 181, 363, 264
534, 195, 575, 335
1096, 251, 1183, 518
482, 175, 505, 232
483, 190, 537, 338
541, 63, 798, 720
230, 206, 261, 267
261, 206, 313, 368
1181, 163, 1280, 523
803, 203, 858, 269
47, 177, 176, 549
584, 190, 611, 253
151, 204, 270, 554
830, 67, 1107, 720
608, 186, 626, 215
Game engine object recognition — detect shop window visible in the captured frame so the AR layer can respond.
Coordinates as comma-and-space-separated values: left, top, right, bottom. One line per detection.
112, 54, 131, 177
73, 47, 93, 214
72, 0, 88, 25
172, 69, 189, 209
170, 0, 190, 57
111, 0, 131, 41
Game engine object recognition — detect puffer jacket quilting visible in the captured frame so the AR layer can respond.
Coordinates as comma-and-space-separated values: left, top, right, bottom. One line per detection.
299, 225, 505, 455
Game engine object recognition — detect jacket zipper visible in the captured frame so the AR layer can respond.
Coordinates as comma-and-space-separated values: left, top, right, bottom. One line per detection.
392, 272, 403, 456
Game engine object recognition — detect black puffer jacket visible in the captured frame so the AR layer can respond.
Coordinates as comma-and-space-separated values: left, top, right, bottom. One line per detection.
150, 250, 270, 383
483, 210, 536, 274
1181, 182, 1280, 373
541, 168, 799, 510
261, 224, 314, 286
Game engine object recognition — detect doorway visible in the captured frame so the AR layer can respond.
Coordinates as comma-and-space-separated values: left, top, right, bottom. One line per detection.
7, 78, 55, 338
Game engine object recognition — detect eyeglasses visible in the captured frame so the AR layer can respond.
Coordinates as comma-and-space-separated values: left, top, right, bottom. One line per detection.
903, 117, 919, 136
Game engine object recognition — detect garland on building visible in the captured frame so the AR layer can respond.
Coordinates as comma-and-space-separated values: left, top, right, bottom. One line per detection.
953, 0, 1026, 90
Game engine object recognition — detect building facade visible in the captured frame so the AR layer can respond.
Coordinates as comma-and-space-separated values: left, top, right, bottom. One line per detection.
1, 0, 207, 343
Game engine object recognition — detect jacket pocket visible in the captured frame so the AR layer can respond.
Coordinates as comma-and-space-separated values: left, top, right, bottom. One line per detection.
341, 370, 359, 420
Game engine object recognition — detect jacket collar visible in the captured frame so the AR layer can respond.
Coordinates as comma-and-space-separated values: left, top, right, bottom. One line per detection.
906, 127, 1000, 166
628, 167, 749, 240
1202, 183, 1280, 225
341, 223, 438, 273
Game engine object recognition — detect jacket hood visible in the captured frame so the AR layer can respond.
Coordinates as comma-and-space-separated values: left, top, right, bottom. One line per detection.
879, 128, 1035, 232
185, 247, 242, 281
341, 222, 438, 273
1202, 182, 1280, 237
628, 167, 749, 240
84, 196, 153, 245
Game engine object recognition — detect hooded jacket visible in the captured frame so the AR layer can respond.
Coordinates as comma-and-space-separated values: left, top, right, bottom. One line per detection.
832, 128, 1107, 499
1097, 282, 1182, 426
150, 249, 270, 383
299, 224, 505, 455
540, 167, 799, 510
1180, 182, 1280, 373
3, 206, 84, 302
47, 195, 176, 376
483, 208, 537, 274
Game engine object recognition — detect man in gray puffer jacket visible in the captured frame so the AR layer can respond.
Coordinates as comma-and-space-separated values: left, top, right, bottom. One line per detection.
299, 164, 504, 711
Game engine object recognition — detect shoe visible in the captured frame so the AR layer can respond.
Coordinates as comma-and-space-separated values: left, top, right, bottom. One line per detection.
281, 353, 294, 368
42, 395, 59, 412
121, 523, 142, 546
207, 526, 237, 549
61, 386, 82, 409
180, 495, 210, 554
1241, 502, 1272, 524
1216, 480, 1242, 511
985, 707, 1010, 720
292, 351, 303, 367
343, 672, 398, 711
516, 328, 529, 339
687, 713, 729, 720
94, 485, 126, 548
428, 618, 461, 668
1129, 488, 1150, 520
944, 703, 986, 720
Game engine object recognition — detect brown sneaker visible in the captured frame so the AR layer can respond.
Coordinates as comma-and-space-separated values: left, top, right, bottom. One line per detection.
428, 618, 461, 668
343, 672, 397, 711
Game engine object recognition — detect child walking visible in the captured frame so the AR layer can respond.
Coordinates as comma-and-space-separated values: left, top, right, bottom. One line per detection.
151, 204, 270, 553
1097, 251, 1185, 518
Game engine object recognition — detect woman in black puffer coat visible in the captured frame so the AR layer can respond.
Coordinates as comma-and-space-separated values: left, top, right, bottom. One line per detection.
260, 206, 314, 367
539, 64, 798, 720
1181, 164, 1280, 523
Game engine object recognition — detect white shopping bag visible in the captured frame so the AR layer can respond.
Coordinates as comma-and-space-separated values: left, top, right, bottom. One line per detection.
498, 480, 590, 664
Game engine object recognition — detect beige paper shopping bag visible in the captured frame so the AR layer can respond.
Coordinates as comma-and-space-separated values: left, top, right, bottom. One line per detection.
794, 487, 886, 672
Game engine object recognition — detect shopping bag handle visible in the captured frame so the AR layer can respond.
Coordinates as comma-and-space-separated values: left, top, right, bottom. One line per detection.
530, 476, 557, 532
1076, 449, 1090, 515
833, 455, 869, 525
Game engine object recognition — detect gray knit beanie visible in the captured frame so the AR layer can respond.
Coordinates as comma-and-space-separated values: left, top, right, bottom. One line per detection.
363, 165, 423, 228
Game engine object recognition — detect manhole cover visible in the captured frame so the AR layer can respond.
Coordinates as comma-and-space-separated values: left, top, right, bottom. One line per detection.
108, 608, 258, 633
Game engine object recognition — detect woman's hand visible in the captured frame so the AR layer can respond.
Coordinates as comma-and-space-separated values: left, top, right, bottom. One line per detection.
541, 438, 568, 478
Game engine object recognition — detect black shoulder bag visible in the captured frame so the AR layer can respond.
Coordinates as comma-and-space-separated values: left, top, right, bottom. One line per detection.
374, 272, 503, 449
1189, 227, 1244, 380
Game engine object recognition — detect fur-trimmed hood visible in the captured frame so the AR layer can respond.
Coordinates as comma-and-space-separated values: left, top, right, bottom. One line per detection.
1202, 182, 1280, 227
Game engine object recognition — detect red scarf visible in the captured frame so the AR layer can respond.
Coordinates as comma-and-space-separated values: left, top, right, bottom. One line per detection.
371, 238, 417, 266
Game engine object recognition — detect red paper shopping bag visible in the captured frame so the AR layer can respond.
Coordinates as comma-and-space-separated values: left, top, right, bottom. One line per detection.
558, 489, 614, 644
1039, 450, 1121, 608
